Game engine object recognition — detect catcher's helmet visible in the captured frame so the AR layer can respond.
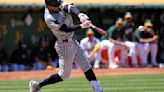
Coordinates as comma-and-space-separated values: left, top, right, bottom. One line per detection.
45, 0, 63, 6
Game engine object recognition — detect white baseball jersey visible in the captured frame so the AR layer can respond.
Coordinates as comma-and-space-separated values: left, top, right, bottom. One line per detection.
44, 8, 74, 40
44, 6, 91, 80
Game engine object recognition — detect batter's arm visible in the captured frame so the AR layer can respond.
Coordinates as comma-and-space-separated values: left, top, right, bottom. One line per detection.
63, 4, 89, 23
45, 17, 82, 32
59, 24, 81, 32
44, 8, 90, 32
63, 4, 80, 15
45, 17, 89, 32
59, 21, 91, 32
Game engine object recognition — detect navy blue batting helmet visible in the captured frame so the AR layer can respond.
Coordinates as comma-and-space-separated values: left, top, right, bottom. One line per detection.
45, 0, 62, 6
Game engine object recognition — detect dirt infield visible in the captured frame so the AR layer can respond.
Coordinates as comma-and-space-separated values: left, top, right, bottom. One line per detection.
0, 68, 164, 80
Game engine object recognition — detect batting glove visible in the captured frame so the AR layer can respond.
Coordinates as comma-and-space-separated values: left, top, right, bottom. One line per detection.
78, 13, 89, 23
80, 20, 91, 29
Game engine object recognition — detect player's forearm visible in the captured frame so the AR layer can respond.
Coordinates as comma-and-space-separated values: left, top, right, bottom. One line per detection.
59, 24, 81, 32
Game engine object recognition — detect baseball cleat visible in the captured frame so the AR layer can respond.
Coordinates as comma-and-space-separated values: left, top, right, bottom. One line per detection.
93, 86, 103, 92
29, 80, 40, 92
90, 81, 103, 92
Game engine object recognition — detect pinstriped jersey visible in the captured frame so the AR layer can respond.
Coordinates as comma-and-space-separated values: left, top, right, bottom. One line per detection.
44, 7, 74, 40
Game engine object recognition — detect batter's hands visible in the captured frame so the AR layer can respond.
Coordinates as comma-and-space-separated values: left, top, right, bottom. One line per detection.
78, 13, 89, 23
80, 20, 91, 29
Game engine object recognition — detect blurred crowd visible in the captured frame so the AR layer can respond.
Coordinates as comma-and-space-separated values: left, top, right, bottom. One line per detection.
0, 12, 161, 72
0, 37, 59, 72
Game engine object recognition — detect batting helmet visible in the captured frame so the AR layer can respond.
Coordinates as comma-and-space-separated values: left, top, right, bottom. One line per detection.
45, 0, 63, 6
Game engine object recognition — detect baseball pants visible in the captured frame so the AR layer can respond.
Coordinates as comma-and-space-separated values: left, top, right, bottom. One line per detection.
55, 40, 91, 80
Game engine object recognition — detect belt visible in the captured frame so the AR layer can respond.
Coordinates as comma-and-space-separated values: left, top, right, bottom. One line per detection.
63, 39, 69, 42
58, 38, 73, 43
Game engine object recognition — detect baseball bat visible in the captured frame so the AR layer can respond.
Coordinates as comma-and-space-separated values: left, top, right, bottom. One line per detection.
89, 23, 107, 35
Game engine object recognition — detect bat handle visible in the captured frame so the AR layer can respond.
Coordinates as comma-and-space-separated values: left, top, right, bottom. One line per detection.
89, 23, 96, 28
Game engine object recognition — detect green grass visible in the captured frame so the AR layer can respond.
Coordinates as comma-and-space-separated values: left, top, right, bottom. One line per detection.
0, 74, 164, 92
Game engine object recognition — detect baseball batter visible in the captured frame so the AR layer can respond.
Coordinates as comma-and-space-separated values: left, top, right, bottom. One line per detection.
29, 0, 103, 92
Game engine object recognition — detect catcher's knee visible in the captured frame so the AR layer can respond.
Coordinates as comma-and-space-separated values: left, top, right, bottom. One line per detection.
58, 70, 71, 80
